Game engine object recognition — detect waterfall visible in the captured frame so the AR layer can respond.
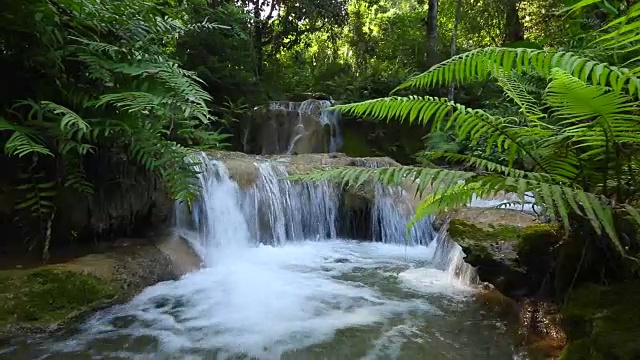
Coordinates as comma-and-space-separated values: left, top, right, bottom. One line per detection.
267, 99, 343, 153
243, 161, 339, 245
173, 155, 252, 265
175, 152, 479, 287
176, 154, 339, 249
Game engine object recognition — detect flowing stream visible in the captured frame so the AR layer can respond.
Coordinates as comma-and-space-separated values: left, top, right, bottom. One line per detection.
1, 153, 523, 359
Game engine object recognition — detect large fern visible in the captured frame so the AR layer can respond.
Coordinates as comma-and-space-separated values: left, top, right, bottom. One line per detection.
0, 0, 229, 257
291, 22, 640, 260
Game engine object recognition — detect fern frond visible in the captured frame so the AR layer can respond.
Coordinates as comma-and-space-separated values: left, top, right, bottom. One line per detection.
495, 71, 546, 120
288, 165, 476, 200
394, 47, 640, 98
62, 155, 94, 195
40, 101, 91, 140
3, 130, 53, 158
423, 151, 565, 182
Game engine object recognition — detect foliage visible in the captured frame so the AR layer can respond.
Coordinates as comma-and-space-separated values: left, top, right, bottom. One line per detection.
176, 3, 261, 106
0, 0, 229, 258
290, 5, 640, 265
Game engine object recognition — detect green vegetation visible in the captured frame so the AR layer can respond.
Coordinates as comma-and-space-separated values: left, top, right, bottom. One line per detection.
4, 0, 640, 355
560, 281, 640, 360
0, 269, 117, 327
2, 0, 622, 264
291, 2, 640, 283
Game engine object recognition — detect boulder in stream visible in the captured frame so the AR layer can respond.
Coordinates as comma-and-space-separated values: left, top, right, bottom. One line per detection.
437, 207, 563, 298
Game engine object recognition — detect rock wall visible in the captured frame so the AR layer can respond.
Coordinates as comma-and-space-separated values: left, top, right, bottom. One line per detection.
242, 100, 340, 155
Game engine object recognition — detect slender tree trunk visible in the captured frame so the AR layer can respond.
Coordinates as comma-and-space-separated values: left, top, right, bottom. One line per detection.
425, 0, 439, 67
504, 0, 524, 44
253, 0, 263, 76
448, 0, 462, 102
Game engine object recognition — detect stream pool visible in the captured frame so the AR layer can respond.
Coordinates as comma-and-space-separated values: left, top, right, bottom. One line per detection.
1, 240, 524, 360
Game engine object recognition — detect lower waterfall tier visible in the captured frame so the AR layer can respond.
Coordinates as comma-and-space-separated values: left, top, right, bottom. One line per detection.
173, 152, 478, 287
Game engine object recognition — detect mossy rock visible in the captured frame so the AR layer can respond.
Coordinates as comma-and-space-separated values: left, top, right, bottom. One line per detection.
448, 217, 521, 264
517, 224, 562, 258
341, 126, 374, 158
0, 268, 118, 332
560, 281, 640, 360
447, 217, 527, 296
443, 208, 563, 297
0, 237, 197, 337
517, 224, 562, 281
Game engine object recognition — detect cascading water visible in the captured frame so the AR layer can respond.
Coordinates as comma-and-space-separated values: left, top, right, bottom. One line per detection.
2, 152, 522, 359
175, 152, 476, 287
176, 154, 340, 249
267, 99, 343, 154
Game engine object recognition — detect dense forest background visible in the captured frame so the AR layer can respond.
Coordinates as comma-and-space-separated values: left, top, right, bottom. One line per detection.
0, 0, 634, 265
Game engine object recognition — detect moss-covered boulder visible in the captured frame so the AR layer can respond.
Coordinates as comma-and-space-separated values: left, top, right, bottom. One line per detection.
440, 208, 562, 297
0, 269, 117, 330
0, 235, 200, 337
517, 224, 563, 287
560, 281, 640, 360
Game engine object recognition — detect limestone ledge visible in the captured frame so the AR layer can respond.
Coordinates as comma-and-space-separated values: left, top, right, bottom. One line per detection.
0, 235, 200, 338
204, 150, 401, 206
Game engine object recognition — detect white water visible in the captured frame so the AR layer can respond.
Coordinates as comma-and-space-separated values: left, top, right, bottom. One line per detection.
1, 153, 522, 359
175, 153, 476, 285
39, 241, 462, 358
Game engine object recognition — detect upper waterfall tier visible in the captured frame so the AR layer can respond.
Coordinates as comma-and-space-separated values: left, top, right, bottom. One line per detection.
242, 99, 343, 155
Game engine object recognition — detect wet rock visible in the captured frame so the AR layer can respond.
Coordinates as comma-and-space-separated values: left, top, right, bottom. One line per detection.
201, 150, 406, 241
560, 281, 640, 360
0, 235, 200, 338
475, 285, 518, 315
222, 158, 259, 190
438, 208, 561, 298
519, 299, 567, 359
243, 100, 335, 155
219, 151, 400, 206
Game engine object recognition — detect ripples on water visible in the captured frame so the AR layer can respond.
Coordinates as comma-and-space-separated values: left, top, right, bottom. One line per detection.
2, 240, 521, 360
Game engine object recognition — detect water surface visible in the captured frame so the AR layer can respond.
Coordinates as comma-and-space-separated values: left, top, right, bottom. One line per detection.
2, 240, 520, 360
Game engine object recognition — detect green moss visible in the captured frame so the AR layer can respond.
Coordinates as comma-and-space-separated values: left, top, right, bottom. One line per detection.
0, 268, 118, 327
516, 224, 562, 272
560, 281, 640, 360
448, 219, 520, 242
447, 219, 521, 264
516, 224, 561, 255
559, 340, 602, 360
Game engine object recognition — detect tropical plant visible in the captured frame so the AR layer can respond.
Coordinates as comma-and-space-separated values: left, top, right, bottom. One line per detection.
0, 0, 228, 260
290, 2, 640, 264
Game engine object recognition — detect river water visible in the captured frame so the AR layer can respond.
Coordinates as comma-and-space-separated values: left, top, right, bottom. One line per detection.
0, 154, 525, 359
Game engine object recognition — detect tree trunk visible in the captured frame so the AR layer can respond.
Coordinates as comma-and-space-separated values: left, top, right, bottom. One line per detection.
504, 0, 524, 44
253, 0, 263, 76
425, 0, 439, 67
448, 0, 462, 103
